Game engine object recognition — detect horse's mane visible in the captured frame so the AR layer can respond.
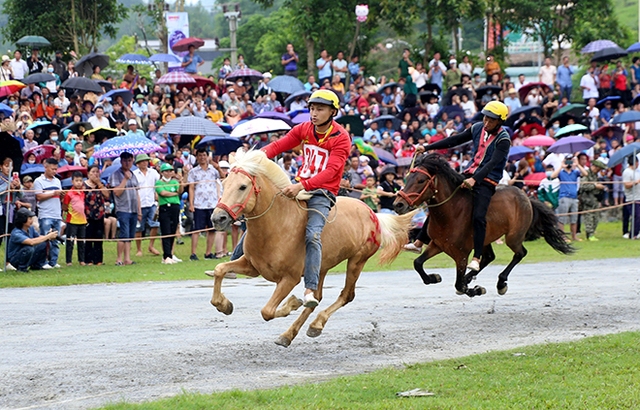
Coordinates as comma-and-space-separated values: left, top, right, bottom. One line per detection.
416, 153, 465, 189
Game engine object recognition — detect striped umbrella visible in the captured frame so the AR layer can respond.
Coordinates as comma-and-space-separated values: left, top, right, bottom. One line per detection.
93, 135, 161, 159
581, 40, 618, 54
0, 80, 26, 98
156, 71, 197, 85
116, 53, 152, 65
149, 53, 181, 63
226, 68, 264, 81
160, 116, 225, 136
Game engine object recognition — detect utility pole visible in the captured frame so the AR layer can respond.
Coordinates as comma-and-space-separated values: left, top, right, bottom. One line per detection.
223, 3, 241, 67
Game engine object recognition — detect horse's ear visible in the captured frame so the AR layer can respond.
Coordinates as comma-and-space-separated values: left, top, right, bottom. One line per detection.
229, 147, 245, 165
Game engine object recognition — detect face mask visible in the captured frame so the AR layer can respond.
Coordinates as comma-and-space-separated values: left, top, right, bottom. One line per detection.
552, 124, 559, 130
600, 153, 607, 158
401, 124, 407, 131
9, 101, 15, 105
265, 96, 271, 102
546, 171, 553, 178
451, 157, 458, 162
28, 159, 35, 164
47, 67, 54, 73
51, 136, 58, 141
182, 151, 189, 158
237, 81, 243, 87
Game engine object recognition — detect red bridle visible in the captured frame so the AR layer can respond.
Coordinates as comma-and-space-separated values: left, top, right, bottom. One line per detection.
397, 167, 437, 208
215, 168, 261, 221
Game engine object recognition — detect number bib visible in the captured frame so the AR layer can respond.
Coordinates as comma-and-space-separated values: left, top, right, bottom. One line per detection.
299, 145, 329, 179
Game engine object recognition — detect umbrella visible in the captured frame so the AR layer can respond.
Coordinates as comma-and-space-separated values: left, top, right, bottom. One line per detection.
550, 104, 587, 122
378, 82, 398, 93
373, 147, 397, 165
149, 53, 181, 63
520, 123, 546, 137
508, 146, 534, 161
547, 136, 595, 154
23, 145, 56, 163
0, 80, 26, 98
22, 73, 55, 85
61, 77, 104, 93
352, 137, 378, 160
16, 35, 51, 48
591, 46, 628, 63
268, 75, 305, 94
190, 75, 215, 89
371, 114, 401, 130
612, 111, 640, 124
608, 142, 640, 168
518, 82, 551, 102
368, 92, 383, 104
0, 132, 23, 171
100, 158, 137, 181
581, 39, 619, 53
284, 90, 311, 109
418, 91, 437, 104
230, 118, 291, 137
156, 71, 197, 85
27, 121, 60, 144
627, 42, 640, 53
56, 165, 88, 179
196, 135, 243, 155
160, 116, 225, 136
99, 89, 134, 106
171, 37, 205, 53
505, 106, 543, 128
592, 125, 624, 139
336, 115, 365, 136
95, 80, 113, 92
255, 111, 294, 126
21, 164, 45, 178
475, 85, 502, 100
75, 52, 110, 77
93, 135, 161, 159
421, 84, 442, 94
0, 103, 14, 117
215, 121, 233, 133
523, 172, 546, 187
288, 109, 309, 119
62, 122, 93, 135
84, 126, 118, 142
596, 95, 621, 107
436, 106, 465, 121
554, 124, 588, 138
116, 53, 152, 65
226, 69, 264, 82
442, 88, 473, 105
291, 113, 310, 124
523, 135, 556, 147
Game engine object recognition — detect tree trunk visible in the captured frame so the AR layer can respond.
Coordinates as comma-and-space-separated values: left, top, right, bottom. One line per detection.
305, 36, 315, 78
70, 0, 80, 55
345, 20, 360, 86
424, 18, 433, 66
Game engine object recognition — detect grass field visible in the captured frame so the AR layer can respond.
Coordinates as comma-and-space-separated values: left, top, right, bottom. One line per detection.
99, 331, 640, 409
1, 221, 638, 288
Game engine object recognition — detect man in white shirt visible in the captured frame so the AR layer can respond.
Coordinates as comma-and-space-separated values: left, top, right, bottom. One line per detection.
428, 52, 447, 72
133, 154, 161, 256
88, 106, 111, 129
580, 66, 599, 103
513, 74, 528, 92
622, 157, 640, 238
10, 50, 29, 80
332, 51, 348, 85
538, 57, 557, 88
504, 88, 522, 113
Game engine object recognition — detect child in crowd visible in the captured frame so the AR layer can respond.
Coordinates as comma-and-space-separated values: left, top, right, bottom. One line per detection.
360, 174, 379, 211
62, 171, 87, 266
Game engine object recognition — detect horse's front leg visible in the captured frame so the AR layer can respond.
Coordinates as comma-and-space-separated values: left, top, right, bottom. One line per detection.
414, 242, 443, 285
454, 258, 486, 298
205, 256, 259, 315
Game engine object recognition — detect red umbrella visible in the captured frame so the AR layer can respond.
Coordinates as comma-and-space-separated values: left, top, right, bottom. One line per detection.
0, 80, 26, 98
156, 71, 197, 85
190, 75, 215, 88
520, 123, 546, 137
56, 165, 88, 179
171, 37, 205, 53
592, 125, 624, 139
518, 82, 551, 102
23, 145, 56, 163
522, 136, 555, 147
524, 172, 546, 187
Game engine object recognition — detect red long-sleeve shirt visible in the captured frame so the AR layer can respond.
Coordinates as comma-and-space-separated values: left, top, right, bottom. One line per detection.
262, 121, 351, 195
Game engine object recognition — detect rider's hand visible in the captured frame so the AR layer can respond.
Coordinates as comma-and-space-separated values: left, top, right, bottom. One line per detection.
282, 183, 304, 198
461, 178, 476, 189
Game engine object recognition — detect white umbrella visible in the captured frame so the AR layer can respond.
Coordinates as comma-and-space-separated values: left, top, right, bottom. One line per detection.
230, 118, 291, 137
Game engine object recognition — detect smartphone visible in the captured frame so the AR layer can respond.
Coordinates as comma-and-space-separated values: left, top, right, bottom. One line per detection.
12, 172, 19, 181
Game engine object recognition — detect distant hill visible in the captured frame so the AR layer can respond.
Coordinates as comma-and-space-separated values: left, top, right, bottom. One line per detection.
613, 0, 638, 42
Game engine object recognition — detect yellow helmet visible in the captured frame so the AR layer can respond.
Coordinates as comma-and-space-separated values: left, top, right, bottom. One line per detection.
308, 89, 340, 111
481, 101, 508, 121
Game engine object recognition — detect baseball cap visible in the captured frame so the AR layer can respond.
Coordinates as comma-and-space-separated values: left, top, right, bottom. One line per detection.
219, 160, 230, 169
22, 175, 33, 183
128, 119, 137, 126
262, 72, 272, 79
160, 163, 174, 172
17, 207, 36, 218
136, 94, 145, 100
359, 155, 369, 163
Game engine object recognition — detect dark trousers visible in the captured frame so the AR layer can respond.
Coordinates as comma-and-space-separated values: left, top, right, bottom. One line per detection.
471, 182, 496, 259
85, 218, 104, 264
622, 201, 640, 236
65, 223, 86, 264
10, 242, 47, 272
159, 204, 180, 259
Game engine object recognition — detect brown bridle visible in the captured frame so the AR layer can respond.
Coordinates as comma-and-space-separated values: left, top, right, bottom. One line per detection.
215, 167, 261, 221
397, 167, 437, 208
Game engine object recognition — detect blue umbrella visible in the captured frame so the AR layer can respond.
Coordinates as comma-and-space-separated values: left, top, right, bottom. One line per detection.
256, 111, 294, 126
268, 75, 305, 94
596, 95, 621, 107
554, 123, 588, 139
373, 147, 398, 166
93, 135, 161, 159
116, 53, 152, 65
547, 136, 595, 154
287, 109, 309, 119
0, 103, 13, 117
608, 142, 640, 168
149, 53, 182, 63
20, 164, 45, 177
628, 43, 640, 53
100, 89, 134, 106
581, 39, 619, 53
216, 122, 233, 133
508, 146, 534, 161
196, 135, 243, 155
612, 111, 640, 124
371, 114, 402, 130
292, 113, 310, 124
160, 116, 225, 136
100, 158, 137, 181
284, 90, 311, 108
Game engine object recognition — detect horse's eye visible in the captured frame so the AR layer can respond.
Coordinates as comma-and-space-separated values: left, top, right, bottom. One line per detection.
239, 185, 247, 191
416, 178, 426, 184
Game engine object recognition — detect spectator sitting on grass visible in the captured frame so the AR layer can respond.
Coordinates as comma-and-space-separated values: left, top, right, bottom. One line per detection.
7, 207, 58, 272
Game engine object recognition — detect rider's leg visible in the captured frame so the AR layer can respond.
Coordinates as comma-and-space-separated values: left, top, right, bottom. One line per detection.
470, 182, 495, 265
303, 190, 334, 305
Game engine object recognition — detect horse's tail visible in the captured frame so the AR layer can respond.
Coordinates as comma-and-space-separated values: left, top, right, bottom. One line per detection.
377, 210, 418, 264
525, 198, 575, 254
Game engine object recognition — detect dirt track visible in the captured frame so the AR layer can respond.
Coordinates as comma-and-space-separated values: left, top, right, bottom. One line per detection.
1, 258, 640, 410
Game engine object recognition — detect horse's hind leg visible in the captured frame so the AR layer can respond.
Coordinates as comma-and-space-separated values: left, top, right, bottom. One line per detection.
465, 244, 495, 285
496, 242, 527, 295
307, 257, 366, 338
261, 275, 300, 322
206, 256, 259, 315
414, 242, 443, 285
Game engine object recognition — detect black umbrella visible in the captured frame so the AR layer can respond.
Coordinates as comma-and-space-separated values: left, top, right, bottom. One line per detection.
421, 83, 442, 95
505, 106, 543, 128
335, 115, 364, 136
61, 77, 104, 93
76, 52, 110, 77
442, 88, 473, 105
22, 73, 55, 85
284, 90, 311, 109
591, 46, 628, 63
95, 80, 113, 92
62, 122, 93, 135
419, 91, 437, 104
371, 114, 401, 130
0, 132, 23, 172
436, 105, 466, 121
379, 82, 398, 93
475, 85, 502, 100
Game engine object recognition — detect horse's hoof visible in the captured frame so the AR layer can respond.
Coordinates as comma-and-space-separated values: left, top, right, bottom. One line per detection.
274, 336, 291, 347
218, 302, 234, 315
456, 289, 465, 295
306, 327, 323, 338
498, 284, 508, 295
431, 273, 442, 283
205, 270, 216, 277
291, 297, 304, 311
474, 285, 486, 296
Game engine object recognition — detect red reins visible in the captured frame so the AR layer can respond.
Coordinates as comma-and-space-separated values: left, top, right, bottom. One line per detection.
215, 168, 261, 220
397, 167, 436, 208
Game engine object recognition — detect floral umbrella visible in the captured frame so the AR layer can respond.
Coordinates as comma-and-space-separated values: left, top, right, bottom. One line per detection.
93, 135, 161, 159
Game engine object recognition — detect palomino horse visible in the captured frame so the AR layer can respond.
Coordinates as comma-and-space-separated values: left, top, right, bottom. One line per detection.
393, 153, 574, 297
207, 150, 415, 347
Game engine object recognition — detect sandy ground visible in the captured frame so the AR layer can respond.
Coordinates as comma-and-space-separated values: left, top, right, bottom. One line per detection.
1, 258, 640, 410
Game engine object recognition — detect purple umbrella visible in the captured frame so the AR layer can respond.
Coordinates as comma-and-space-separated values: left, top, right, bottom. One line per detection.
256, 111, 294, 126
547, 136, 595, 154
149, 53, 181, 63
581, 39, 619, 54
373, 147, 398, 166
508, 146, 534, 161
292, 113, 310, 124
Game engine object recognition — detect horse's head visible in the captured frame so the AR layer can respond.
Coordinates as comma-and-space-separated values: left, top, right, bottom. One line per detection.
212, 165, 262, 230
394, 153, 461, 214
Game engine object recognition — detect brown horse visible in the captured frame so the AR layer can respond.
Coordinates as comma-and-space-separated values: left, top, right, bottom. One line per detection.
393, 153, 574, 297
207, 150, 416, 347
